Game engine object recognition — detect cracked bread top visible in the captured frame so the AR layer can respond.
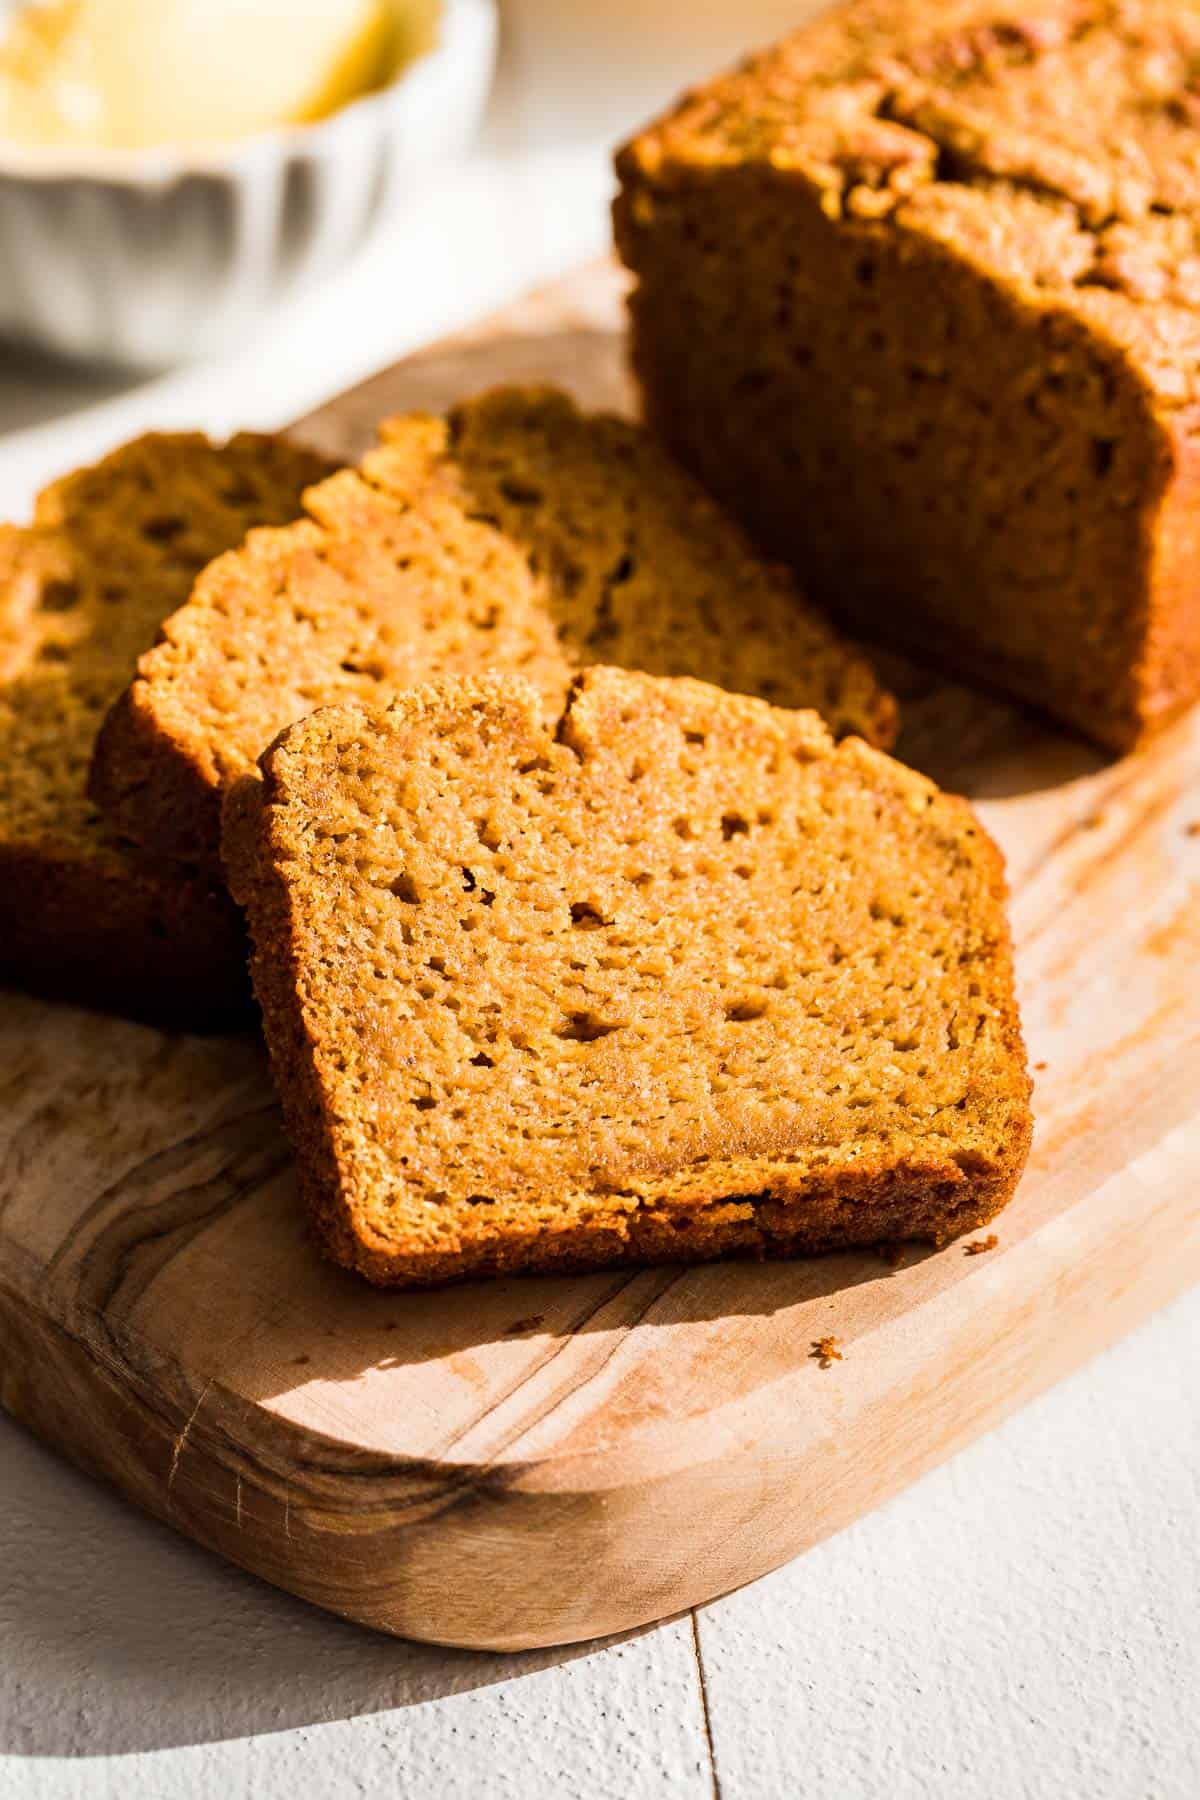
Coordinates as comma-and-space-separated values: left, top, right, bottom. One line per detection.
622, 0, 1200, 405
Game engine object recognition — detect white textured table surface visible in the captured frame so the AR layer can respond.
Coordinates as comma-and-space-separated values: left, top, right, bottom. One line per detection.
2, 5, 1199, 1796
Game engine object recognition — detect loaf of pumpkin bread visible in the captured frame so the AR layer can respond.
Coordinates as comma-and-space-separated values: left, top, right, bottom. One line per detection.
91, 387, 896, 878
615, 0, 1200, 751
0, 431, 328, 1025
223, 667, 1032, 1288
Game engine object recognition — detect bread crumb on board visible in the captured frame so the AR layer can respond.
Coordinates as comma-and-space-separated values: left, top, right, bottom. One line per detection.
964, 1234, 999, 1256
811, 1335, 844, 1369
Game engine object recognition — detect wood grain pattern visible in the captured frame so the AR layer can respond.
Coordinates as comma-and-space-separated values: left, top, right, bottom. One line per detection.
2, 262, 1199, 1651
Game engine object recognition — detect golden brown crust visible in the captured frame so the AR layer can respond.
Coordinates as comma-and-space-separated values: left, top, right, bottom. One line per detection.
0, 837, 249, 1028
95, 386, 897, 879
224, 667, 1031, 1289
222, 768, 357, 1254
615, 0, 1200, 751
0, 429, 330, 1024
91, 679, 223, 873
1138, 407, 1200, 735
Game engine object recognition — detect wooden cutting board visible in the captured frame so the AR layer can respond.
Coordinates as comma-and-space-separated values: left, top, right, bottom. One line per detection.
2, 261, 1199, 1653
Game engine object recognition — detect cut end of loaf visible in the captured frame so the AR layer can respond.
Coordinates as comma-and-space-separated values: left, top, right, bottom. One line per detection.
615, 0, 1200, 750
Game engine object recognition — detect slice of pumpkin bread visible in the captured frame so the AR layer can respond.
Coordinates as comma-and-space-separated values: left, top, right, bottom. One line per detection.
93, 386, 897, 879
0, 430, 329, 1025
223, 667, 1031, 1288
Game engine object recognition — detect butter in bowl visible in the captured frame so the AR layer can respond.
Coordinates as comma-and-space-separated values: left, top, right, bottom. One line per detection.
0, 0, 496, 366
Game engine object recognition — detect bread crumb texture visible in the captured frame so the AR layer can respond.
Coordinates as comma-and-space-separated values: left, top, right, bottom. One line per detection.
965, 1232, 1000, 1253
93, 386, 897, 876
224, 667, 1032, 1288
615, 0, 1200, 749
0, 430, 328, 1023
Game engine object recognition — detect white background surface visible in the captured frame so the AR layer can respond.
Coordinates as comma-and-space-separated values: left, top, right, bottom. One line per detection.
1, 4, 1198, 1795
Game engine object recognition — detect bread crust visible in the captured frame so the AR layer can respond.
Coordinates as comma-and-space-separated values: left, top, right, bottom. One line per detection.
1138, 408, 1200, 737
92, 678, 225, 873
0, 837, 250, 1029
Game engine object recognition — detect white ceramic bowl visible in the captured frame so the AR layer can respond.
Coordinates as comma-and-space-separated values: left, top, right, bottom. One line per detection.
0, 0, 497, 368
